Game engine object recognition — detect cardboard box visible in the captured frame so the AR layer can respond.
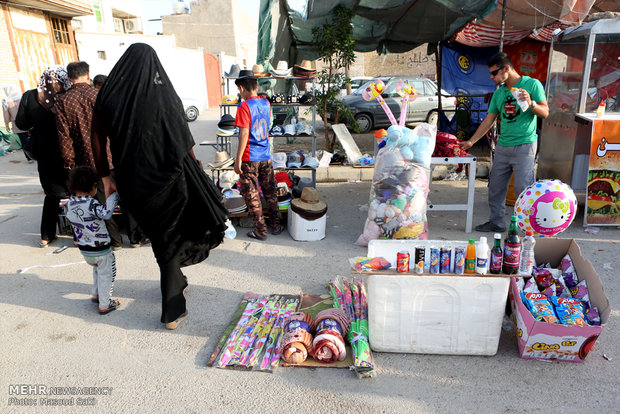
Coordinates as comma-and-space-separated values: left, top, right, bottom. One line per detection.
510, 238, 611, 362
287, 208, 326, 241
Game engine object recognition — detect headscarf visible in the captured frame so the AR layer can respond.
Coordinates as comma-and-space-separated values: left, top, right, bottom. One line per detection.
95, 43, 226, 266
36, 66, 71, 111
2, 85, 21, 109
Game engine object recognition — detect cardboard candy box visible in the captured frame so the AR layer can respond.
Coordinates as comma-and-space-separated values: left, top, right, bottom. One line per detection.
509, 238, 611, 362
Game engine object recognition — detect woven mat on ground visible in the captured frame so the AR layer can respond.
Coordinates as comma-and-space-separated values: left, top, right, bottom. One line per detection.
207, 292, 301, 368
281, 293, 353, 369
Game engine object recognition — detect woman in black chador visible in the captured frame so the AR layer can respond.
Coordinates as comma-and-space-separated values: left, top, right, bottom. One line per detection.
92, 43, 228, 329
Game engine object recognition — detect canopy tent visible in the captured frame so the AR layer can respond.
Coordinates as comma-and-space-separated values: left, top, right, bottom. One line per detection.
257, 0, 498, 66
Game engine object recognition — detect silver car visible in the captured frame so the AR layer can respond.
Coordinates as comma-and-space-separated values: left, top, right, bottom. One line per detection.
338, 76, 456, 133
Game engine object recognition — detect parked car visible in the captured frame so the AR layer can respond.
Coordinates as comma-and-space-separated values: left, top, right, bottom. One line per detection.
181, 98, 206, 122
335, 76, 457, 133
337, 76, 373, 98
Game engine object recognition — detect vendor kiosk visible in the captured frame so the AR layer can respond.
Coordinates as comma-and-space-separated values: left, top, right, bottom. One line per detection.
537, 18, 620, 226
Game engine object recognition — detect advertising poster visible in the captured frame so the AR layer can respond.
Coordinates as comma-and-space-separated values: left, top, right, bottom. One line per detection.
586, 120, 620, 225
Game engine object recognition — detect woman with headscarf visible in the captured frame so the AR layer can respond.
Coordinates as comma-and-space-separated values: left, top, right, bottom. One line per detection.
3, 85, 32, 161
92, 43, 228, 330
15, 66, 72, 247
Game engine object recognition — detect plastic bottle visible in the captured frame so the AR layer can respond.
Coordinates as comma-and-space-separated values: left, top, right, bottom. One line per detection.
465, 238, 476, 274
596, 102, 606, 118
489, 233, 503, 274
518, 230, 536, 275
502, 216, 521, 274
475, 236, 489, 274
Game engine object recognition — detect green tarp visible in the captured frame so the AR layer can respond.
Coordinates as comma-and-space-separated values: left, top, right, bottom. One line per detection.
257, 0, 498, 64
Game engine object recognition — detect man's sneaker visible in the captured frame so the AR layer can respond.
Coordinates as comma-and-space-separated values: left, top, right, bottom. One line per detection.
475, 221, 506, 232
165, 311, 188, 330
99, 299, 121, 315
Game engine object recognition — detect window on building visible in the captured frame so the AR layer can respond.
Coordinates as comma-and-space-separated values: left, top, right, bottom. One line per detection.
93, 2, 103, 23
97, 51, 107, 60
51, 18, 71, 44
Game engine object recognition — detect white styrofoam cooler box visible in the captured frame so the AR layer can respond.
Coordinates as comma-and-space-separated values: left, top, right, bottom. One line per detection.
367, 240, 509, 355
287, 207, 326, 241
368, 239, 468, 272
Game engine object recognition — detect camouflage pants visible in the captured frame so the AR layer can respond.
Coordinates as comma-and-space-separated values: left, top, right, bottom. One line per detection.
239, 160, 281, 238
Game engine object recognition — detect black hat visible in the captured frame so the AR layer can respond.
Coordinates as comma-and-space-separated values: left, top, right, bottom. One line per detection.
218, 114, 235, 129
237, 69, 254, 79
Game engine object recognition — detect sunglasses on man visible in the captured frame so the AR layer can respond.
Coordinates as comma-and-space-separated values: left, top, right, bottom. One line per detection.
490, 66, 505, 77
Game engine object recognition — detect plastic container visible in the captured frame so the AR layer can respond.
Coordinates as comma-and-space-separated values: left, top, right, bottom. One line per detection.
465, 238, 476, 274
287, 207, 326, 241
596, 102, 606, 118
475, 236, 489, 274
368, 273, 510, 355
518, 230, 536, 275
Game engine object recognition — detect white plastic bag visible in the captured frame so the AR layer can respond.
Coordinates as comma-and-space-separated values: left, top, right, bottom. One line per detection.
224, 219, 237, 239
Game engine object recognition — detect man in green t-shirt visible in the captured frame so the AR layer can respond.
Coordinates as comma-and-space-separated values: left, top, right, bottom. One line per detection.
459, 52, 549, 232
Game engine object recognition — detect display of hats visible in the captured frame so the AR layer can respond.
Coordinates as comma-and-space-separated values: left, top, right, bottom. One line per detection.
222, 94, 238, 104
223, 192, 247, 214
272, 60, 293, 77
287, 151, 304, 168
208, 151, 234, 169
302, 156, 319, 169
292, 176, 313, 198
252, 64, 270, 77
225, 64, 241, 78
272, 152, 287, 169
219, 171, 239, 190
299, 92, 315, 105
276, 183, 293, 211
290, 187, 327, 219
270, 125, 284, 136
293, 60, 316, 78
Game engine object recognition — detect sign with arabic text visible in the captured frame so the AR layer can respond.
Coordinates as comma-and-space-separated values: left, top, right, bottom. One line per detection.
586, 119, 620, 226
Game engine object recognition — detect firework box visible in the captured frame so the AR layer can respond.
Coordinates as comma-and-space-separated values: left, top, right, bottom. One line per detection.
510, 238, 610, 362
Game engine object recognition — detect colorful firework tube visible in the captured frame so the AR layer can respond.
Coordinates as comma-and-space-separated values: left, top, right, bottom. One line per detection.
440, 247, 452, 273
429, 247, 440, 274
396, 251, 410, 272
454, 247, 465, 274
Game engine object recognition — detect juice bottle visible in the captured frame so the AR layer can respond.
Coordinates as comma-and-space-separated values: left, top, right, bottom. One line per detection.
465, 238, 476, 274
502, 216, 521, 274
489, 233, 503, 274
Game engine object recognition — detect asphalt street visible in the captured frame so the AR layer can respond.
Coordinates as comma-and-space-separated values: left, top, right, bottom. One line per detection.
1, 109, 618, 413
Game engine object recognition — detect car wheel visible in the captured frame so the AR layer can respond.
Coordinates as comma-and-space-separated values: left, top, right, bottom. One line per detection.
185, 106, 199, 122
354, 113, 373, 133
426, 110, 438, 125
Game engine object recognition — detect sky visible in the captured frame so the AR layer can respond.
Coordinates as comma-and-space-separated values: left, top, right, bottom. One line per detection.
141, 0, 259, 35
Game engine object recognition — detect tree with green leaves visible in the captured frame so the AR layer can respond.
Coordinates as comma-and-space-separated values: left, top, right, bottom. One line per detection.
312, 6, 358, 152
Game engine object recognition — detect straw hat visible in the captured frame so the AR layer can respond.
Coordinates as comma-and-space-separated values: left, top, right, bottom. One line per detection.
208, 151, 234, 169
291, 187, 327, 213
272, 60, 293, 77
252, 64, 270, 77
295, 60, 314, 71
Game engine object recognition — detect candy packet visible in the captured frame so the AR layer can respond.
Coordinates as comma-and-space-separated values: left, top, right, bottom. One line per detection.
523, 278, 540, 294
549, 296, 589, 326
561, 254, 579, 287
541, 284, 556, 297
586, 307, 601, 326
533, 267, 554, 289
521, 293, 559, 324
511, 87, 529, 112
570, 280, 592, 309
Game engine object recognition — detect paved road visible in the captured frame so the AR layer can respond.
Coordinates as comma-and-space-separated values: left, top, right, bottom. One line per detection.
0, 110, 618, 413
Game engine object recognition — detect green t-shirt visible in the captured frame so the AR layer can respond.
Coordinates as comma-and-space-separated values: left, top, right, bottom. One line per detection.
488, 75, 545, 146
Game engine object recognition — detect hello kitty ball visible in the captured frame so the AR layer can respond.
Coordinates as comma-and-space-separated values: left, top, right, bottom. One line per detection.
514, 179, 577, 237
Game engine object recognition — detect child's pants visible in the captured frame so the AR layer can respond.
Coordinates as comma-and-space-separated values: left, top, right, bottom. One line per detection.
83, 251, 117, 309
